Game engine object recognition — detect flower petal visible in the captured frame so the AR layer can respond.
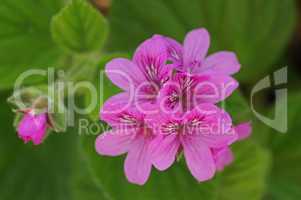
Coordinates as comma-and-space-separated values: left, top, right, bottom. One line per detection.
195, 75, 239, 104
183, 28, 210, 70
182, 136, 216, 182
235, 122, 252, 141
199, 51, 240, 75
196, 131, 237, 148
100, 92, 143, 127
150, 134, 180, 171
124, 136, 152, 185
95, 130, 134, 156
212, 147, 234, 171
17, 112, 47, 145
185, 105, 237, 148
164, 36, 183, 67
105, 58, 145, 91
133, 35, 169, 87
18, 113, 47, 136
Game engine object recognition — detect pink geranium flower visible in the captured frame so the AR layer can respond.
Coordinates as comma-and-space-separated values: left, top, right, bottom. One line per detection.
96, 28, 252, 185
105, 35, 173, 109
147, 104, 238, 182
17, 111, 48, 145
164, 28, 240, 76
95, 93, 157, 185
157, 28, 239, 113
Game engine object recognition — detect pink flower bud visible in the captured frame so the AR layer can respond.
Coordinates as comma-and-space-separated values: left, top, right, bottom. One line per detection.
17, 112, 48, 145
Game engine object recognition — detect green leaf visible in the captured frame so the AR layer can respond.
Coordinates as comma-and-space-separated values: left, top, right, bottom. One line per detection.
108, 0, 296, 82
0, 92, 108, 200
0, 0, 64, 90
222, 90, 251, 123
217, 141, 271, 200
51, 0, 109, 54
83, 129, 270, 200
264, 93, 301, 199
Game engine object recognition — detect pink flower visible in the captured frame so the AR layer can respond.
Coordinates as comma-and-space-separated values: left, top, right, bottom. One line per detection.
148, 104, 238, 182
95, 93, 157, 185
156, 28, 239, 113
96, 28, 251, 185
105, 35, 173, 109
17, 111, 48, 145
212, 122, 252, 171
164, 28, 240, 76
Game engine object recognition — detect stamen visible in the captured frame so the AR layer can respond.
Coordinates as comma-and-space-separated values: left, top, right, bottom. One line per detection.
161, 122, 180, 134
171, 50, 180, 60
119, 114, 137, 125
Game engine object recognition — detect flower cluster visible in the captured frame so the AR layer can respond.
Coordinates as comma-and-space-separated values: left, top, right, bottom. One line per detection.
95, 28, 251, 185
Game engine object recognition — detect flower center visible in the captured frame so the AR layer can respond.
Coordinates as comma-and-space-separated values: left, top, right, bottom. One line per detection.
160, 116, 206, 136
161, 122, 181, 135
119, 114, 137, 125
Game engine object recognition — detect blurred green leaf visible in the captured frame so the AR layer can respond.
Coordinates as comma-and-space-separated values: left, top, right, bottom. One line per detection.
83, 129, 270, 200
0, 0, 64, 90
222, 90, 251, 123
108, 0, 296, 82
51, 0, 109, 54
0, 92, 108, 200
265, 93, 301, 199
64, 54, 101, 82
222, 90, 273, 146
217, 141, 271, 200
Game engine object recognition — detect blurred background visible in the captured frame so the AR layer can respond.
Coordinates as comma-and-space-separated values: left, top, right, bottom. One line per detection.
0, 0, 300, 199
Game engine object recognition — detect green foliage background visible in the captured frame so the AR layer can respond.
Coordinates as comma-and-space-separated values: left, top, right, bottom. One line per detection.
0, 0, 300, 199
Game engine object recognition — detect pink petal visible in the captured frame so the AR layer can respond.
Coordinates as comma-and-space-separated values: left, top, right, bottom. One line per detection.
213, 147, 234, 171
124, 136, 152, 185
17, 112, 47, 145
183, 28, 210, 70
150, 134, 180, 171
133, 35, 169, 84
197, 131, 237, 149
95, 130, 134, 156
105, 58, 145, 91
181, 136, 216, 182
185, 105, 237, 148
18, 113, 47, 136
200, 51, 240, 75
235, 122, 252, 141
100, 93, 143, 127
164, 36, 183, 67
195, 75, 239, 104
31, 130, 47, 145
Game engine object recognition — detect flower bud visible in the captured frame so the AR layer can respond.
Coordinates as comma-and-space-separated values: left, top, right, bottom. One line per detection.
17, 111, 48, 145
